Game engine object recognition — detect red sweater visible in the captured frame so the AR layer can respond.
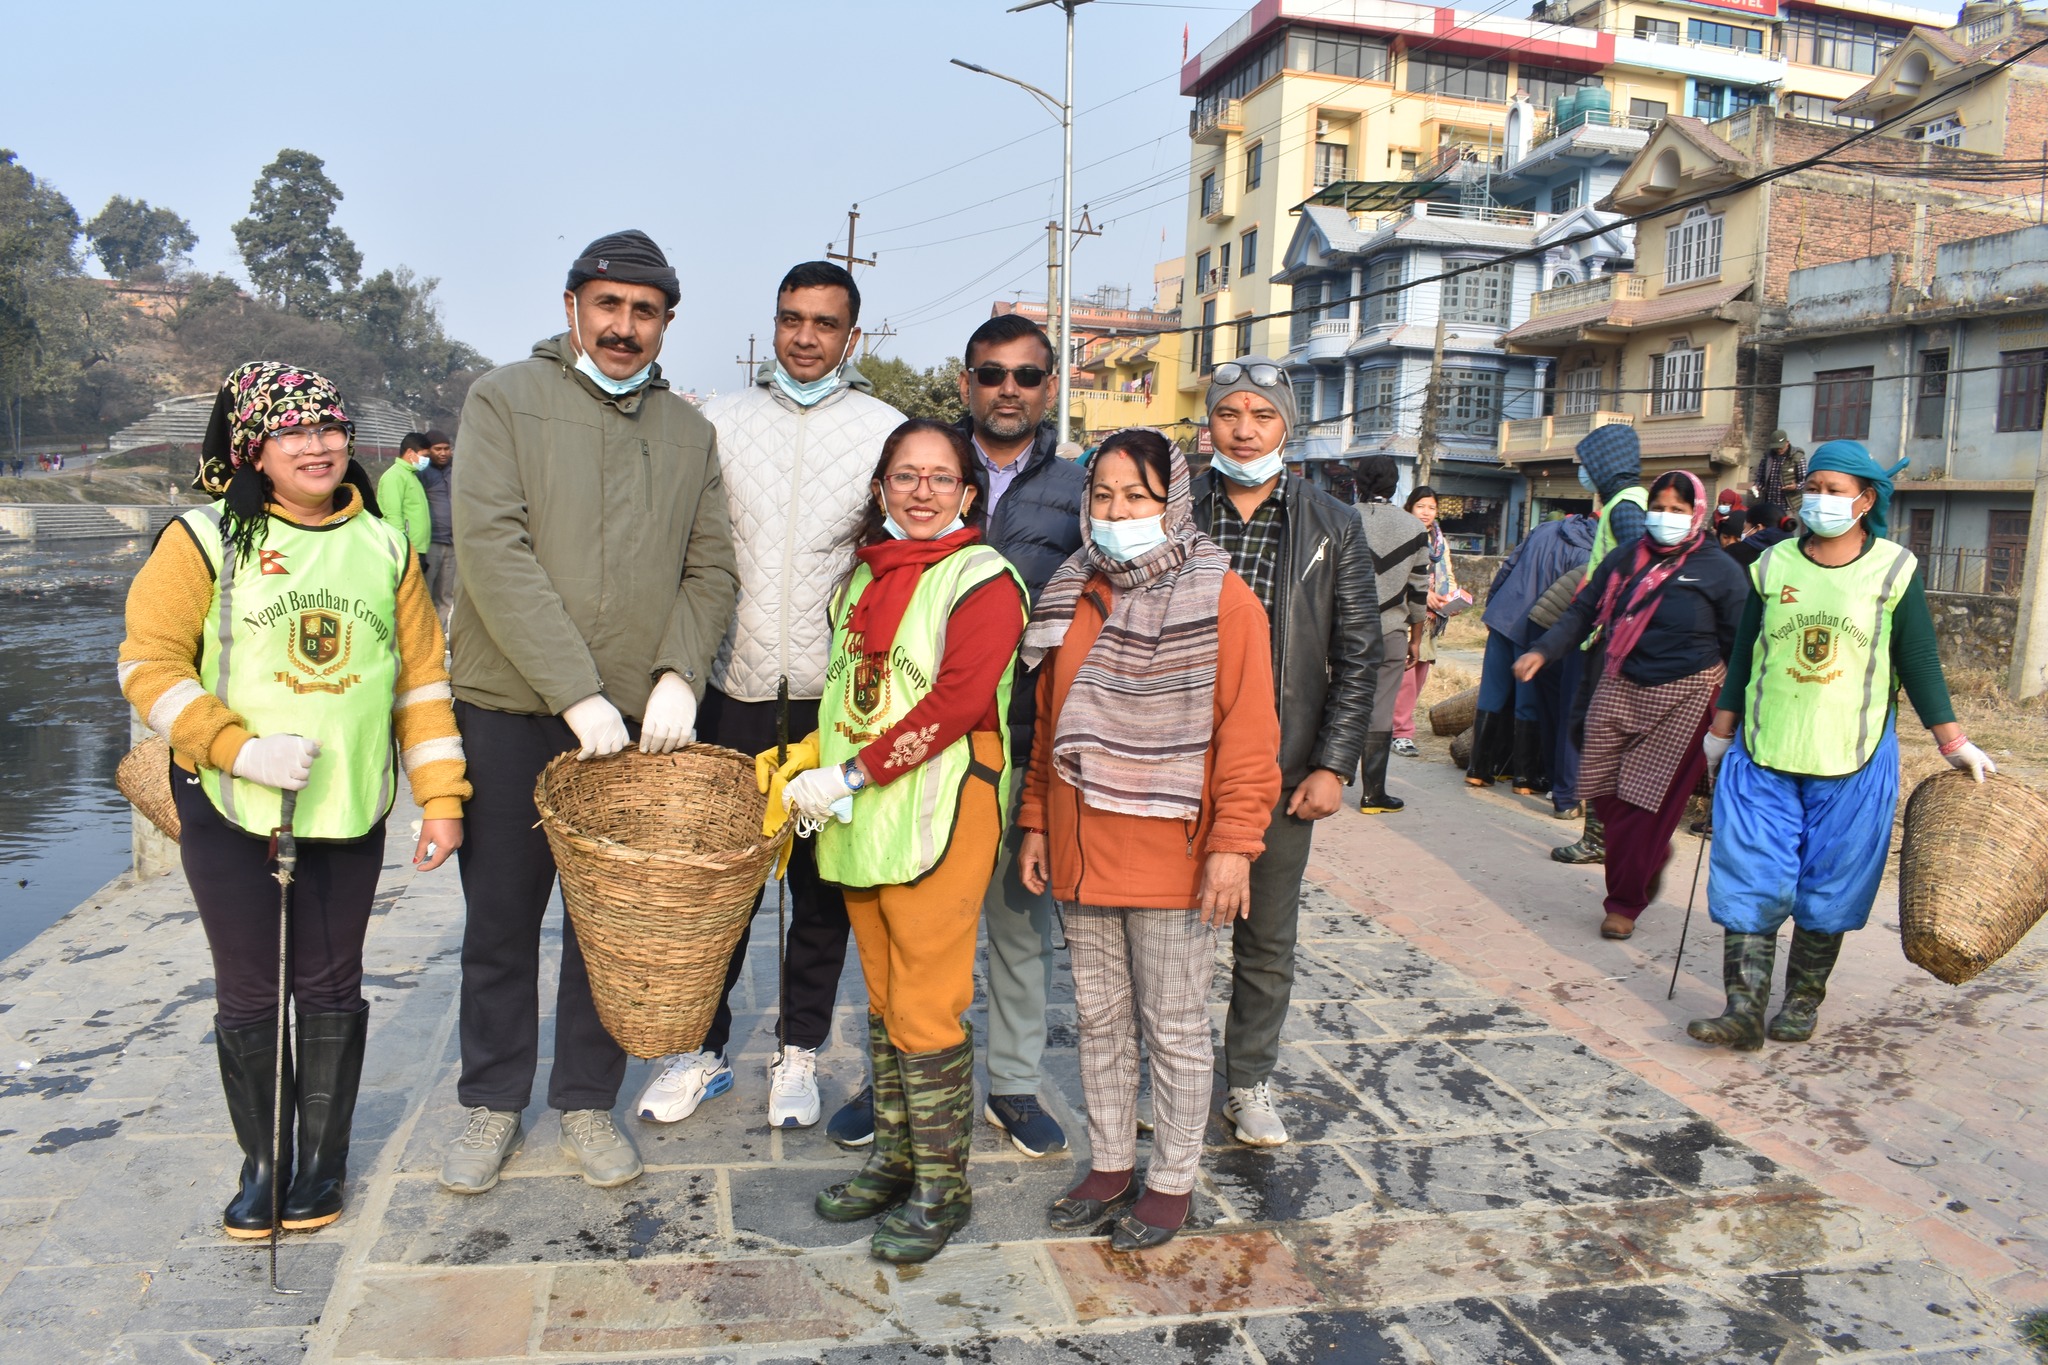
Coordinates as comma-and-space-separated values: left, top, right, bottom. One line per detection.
860, 576, 1027, 784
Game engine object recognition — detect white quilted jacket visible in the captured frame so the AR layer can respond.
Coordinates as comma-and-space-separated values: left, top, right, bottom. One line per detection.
705, 372, 905, 702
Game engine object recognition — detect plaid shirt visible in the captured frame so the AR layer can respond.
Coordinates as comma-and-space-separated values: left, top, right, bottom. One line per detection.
1210, 490, 1286, 621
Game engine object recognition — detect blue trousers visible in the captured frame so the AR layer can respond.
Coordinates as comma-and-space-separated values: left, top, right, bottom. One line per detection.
1706, 720, 1899, 936
1476, 630, 1541, 722
1538, 647, 1585, 809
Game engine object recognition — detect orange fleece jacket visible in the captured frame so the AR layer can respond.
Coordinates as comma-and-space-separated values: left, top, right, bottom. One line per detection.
117, 486, 470, 820
1019, 570, 1280, 910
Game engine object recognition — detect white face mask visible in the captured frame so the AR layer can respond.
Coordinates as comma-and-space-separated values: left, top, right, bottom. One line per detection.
1211, 447, 1285, 487
1091, 513, 1169, 562
1801, 493, 1862, 538
1644, 510, 1693, 547
572, 298, 657, 395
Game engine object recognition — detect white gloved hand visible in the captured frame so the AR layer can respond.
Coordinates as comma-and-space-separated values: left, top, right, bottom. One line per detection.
638, 672, 698, 754
785, 763, 856, 823
1945, 740, 1997, 783
562, 694, 629, 761
1702, 730, 1733, 777
231, 733, 321, 791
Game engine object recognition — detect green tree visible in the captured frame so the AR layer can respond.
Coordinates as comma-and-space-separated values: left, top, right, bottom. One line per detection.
85, 196, 197, 279
337, 266, 489, 418
0, 149, 94, 451
232, 149, 362, 316
856, 354, 966, 423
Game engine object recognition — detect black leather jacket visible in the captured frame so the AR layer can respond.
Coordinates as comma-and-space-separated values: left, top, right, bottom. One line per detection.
1192, 470, 1380, 790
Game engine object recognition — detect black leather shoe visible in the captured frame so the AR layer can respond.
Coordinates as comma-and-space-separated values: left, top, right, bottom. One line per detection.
1047, 1183, 1136, 1232
1108, 1210, 1181, 1252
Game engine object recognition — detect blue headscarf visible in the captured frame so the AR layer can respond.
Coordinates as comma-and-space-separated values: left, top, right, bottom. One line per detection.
1808, 440, 1909, 538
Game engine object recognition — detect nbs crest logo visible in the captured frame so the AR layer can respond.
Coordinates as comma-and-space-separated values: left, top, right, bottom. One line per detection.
276, 606, 362, 695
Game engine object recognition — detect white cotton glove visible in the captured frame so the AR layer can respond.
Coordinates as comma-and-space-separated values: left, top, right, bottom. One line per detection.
562, 694, 629, 761
638, 671, 698, 754
785, 764, 856, 824
1945, 740, 1997, 783
232, 734, 321, 792
1702, 730, 1733, 778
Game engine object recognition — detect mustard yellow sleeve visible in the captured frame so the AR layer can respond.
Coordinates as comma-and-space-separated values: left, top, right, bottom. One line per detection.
117, 524, 252, 773
391, 553, 470, 818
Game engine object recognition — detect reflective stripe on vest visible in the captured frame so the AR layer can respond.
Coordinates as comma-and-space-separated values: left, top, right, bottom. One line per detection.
1744, 536, 1916, 778
1581, 487, 1648, 651
184, 503, 407, 840
815, 544, 1024, 888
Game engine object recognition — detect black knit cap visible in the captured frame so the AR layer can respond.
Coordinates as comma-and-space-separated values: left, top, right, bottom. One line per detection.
566, 229, 680, 308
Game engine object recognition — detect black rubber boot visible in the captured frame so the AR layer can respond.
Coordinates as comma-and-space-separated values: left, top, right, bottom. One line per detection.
281, 1005, 368, 1230
1687, 933, 1778, 1051
1767, 928, 1846, 1043
215, 1017, 292, 1240
1357, 732, 1404, 813
1510, 720, 1549, 796
1465, 710, 1508, 786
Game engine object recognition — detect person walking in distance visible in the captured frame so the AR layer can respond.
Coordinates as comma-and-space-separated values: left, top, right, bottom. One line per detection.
1350, 455, 1430, 813
416, 429, 457, 628
439, 231, 738, 1195
638, 262, 904, 1134
1390, 485, 1457, 758
1191, 359, 1377, 1146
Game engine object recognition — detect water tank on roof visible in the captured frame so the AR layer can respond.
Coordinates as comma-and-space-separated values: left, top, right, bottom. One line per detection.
1553, 90, 1580, 135
1576, 87, 1611, 128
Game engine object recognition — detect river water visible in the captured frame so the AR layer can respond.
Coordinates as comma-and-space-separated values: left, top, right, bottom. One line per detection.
0, 537, 149, 961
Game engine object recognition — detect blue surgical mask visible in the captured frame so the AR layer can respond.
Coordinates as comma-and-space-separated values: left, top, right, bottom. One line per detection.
1211, 449, 1285, 487
771, 331, 860, 408
1801, 493, 1861, 538
1578, 465, 1597, 493
1091, 514, 1169, 562
1644, 510, 1693, 547
883, 512, 966, 540
571, 298, 657, 396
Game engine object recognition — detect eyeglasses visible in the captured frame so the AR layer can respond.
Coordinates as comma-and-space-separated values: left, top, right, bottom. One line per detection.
884, 471, 965, 494
1211, 361, 1286, 388
269, 426, 349, 456
969, 364, 1048, 389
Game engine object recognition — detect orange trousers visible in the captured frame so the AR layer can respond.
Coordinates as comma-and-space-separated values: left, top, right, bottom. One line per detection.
842, 731, 1003, 1054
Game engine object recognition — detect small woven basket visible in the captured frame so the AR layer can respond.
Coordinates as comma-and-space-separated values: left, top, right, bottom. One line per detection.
1431, 686, 1479, 737
534, 744, 791, 1058
1899, 769, 2048, 985
116, 737, 181, 843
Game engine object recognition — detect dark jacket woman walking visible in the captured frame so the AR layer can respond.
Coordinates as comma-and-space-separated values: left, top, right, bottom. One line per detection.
1514, 471, 1747, 940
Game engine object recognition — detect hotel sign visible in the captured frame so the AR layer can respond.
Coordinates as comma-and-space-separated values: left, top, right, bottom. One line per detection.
1678, 0, 1780, 17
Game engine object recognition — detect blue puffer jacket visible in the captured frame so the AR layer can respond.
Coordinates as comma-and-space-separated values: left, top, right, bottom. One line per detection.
1482, 514, 1596, 648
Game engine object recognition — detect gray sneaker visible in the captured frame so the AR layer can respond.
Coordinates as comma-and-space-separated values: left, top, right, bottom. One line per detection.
1223, 1082, 1291, 1147
559, 1108, 643, 1188
440, 1107, 524, 1194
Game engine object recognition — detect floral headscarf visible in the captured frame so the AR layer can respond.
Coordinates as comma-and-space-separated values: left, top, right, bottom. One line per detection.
196, 361, 354, 495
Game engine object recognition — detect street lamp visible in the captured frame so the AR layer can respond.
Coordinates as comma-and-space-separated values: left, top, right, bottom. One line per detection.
953, 0, 1092, 444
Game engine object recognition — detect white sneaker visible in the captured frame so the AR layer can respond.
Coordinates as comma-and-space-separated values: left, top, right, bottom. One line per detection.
635, 1050, 732, 1123
768, 1045, 822, 1128
1223, 1081, 1291, 1146
1391, 738, 1420, 758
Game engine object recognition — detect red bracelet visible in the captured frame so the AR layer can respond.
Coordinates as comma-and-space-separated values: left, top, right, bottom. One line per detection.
1938, 734, 1972, 757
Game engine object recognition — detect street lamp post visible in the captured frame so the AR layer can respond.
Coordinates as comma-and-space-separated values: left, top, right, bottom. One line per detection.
954, 0, 1091, 444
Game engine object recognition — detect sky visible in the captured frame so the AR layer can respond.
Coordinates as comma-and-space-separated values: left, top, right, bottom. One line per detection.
2, 0, 1247, 401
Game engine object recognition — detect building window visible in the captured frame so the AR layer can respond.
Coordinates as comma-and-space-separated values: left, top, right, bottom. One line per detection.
1357, 368, 1399, 431
1437, 369, 1504, 434
1361, 256, 1402, 326
1245, 142, 1263, 190
1550, 182, 1580, 214
1442, 260, 1510, 326
1314, 141, 1348, 187
1408, 52, 1508, 103
1651, 345, 1704, 415
1290, 281, 1321, 350
1812, 367, 1874, 440
1561, 365, 1603, 416
1195, 249, 1212, 289
1634, 17, 1679, 43
1235, 317, 1254, 358
1691, 83, 1767, 121
1518, 65, 1601, 111
1199, 299, 1218, 375
1665, 207, 1724, 286
1190, 30, 1284, 130
1630, 98, 1668, 122
1784, 10, 1908, 75
1911, 113, 1964, 147
1989, 510, 2031, 593
1915, 349, 1949, 440
1318, 373, 1344, 422
1783, 93, 1875, 129
1286, 28, 1391, 81
1996, 348, 2046, 432
1688, 18, 1764, 52
1295, 379, 1315, 426
1908, 507, 1934, 560
1201, 171, 1221, 217
1240, 228, 1259, 278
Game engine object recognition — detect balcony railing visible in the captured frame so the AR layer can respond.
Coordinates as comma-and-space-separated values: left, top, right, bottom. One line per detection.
1497, 411, 1635, 457
1309, 319, 1353, 340
1199, 265, 1232, 294
1201, 185, 1227, 219
1531, 107, 1663, 144
1529, 273, 1647, 317
1352, 199, 1539, 234
1077, 388, 1152, 405
1922, 545, 2025, 596
1190, 98, 1244, 144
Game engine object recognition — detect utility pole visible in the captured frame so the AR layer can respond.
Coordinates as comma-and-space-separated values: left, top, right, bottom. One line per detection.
826, 204, 877, 271
2008, 418, 2048, 698
735, 334, 759, 389
1416, 316, 1447, 484
1045, 222, 1059, 331
860, 320, 898, 358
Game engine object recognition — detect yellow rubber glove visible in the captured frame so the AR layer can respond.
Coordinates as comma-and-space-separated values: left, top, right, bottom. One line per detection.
755, 732, 822, 878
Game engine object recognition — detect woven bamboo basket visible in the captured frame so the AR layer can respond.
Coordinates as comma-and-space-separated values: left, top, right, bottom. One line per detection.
1449, 725, 1474, 768
534, 744, 792, 1058
116, 737, 180, 843
1899, 769, 2048, 985
1431, 686, 1479, 737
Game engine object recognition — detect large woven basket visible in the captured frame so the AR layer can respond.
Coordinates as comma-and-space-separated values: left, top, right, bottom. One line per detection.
116, 737, 180, 843
534, 744, 791, 1058
1431, 686, 1479, 737
1449, 725, 1474, 768
1899, 769, 2048, 985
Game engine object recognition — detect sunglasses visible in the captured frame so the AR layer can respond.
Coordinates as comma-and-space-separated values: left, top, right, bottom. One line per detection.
1212, 361, 1286, 388
970, 364, 1049, 389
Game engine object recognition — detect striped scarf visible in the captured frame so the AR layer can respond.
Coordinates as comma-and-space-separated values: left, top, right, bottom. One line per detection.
1021, 444, 1230, 820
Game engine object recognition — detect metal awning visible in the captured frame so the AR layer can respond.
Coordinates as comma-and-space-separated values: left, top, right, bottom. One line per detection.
1291, 180, 1448, 216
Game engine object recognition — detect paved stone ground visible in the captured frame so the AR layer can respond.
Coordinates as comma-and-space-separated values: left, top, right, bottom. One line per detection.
0, 760, 2039, 1363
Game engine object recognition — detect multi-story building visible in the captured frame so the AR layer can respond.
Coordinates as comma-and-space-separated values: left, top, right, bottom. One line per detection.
990, 262, 1201, 443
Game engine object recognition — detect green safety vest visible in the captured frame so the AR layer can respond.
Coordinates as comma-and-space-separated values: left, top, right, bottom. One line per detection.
1580, 486, 1648, 651
1743, 536, 1917, 778
183, 502, 409, 840
816, 544, 1024, 889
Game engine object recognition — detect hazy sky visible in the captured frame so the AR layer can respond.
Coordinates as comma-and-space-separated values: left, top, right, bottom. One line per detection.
3, 1, 1242, 400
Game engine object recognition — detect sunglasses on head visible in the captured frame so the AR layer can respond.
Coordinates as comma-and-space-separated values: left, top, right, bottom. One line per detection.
970, 363, 1048, 389
1212, 361, 1286, 388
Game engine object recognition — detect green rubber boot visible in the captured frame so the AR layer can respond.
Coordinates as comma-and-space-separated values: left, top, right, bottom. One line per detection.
1551, 808, 1606, 865
871, 1022, 975, 1265
817, 1015, 912, 1222
1767, 927, 1846, 1043
1687, 932, 1778, 1051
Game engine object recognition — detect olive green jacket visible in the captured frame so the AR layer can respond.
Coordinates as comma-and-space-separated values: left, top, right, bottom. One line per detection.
449, 334, 738, 719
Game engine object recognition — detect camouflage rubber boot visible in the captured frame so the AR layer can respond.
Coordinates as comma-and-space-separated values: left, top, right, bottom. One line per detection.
1551, 808, 1606, 865
1686, 932, 1778, 1051
871, 1021, 975, 1265
817, 1015, 913, 1222
1767, 927, 1846, 1043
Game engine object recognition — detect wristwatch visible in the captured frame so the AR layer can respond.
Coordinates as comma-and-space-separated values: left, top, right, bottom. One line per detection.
841, 760, 869, 793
